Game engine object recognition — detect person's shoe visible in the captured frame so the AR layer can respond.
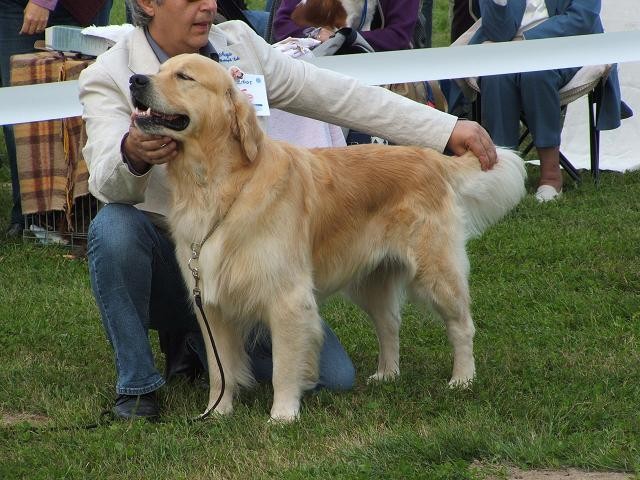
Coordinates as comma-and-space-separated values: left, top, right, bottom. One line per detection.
5, 223, 23, 238
160, 330, 205, 381
112, 392, 159, 420
535, 185, 562, 203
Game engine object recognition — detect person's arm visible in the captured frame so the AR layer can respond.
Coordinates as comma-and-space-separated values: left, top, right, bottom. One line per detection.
523, 0, 601, 40
359, 0, 420, 51
79, 60, 165, 205
20, 0, 56, 35
273, 0, 310, 41
477, 0, 522, 42
235, 22, 496, 168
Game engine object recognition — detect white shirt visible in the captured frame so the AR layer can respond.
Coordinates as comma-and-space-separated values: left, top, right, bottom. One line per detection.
491, 0, 550, 36
518, 0, 550, 35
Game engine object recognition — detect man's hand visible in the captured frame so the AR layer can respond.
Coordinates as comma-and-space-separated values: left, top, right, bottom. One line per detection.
123, 120, 178, 174
20, 1, 50, 35
447, 120, 497, 171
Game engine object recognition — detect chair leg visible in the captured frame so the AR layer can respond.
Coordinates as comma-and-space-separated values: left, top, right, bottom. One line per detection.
519, 127, 534, 156
559, 152, 582, 184
588, 90, 601, 185
471, 97, 481, 123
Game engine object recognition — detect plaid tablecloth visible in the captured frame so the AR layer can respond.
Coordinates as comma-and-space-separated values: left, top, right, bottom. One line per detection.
10, 51, 93, 227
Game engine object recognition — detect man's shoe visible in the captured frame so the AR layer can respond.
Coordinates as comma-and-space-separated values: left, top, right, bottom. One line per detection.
160, 330, 205, 381
112, 392, 159, 420
5, 223, 23, 238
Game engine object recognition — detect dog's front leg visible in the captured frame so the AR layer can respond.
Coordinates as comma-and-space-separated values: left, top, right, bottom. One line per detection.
196, 304, 250, 416
267, 289, 324, 422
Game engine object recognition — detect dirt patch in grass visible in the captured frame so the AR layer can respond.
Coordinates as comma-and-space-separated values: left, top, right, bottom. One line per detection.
507, 468, 633, 479
472, 461, 634, 479
1, 412, 50, 426
495, 468, 634, 480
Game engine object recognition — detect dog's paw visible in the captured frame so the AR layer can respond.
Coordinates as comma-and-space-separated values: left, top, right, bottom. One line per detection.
268, 409, 299, 423
366, 370, 399, 384
268, 413, 298, 424
206, 399, 233, 416
447, 375, 474, 389
269, 399, 301, 423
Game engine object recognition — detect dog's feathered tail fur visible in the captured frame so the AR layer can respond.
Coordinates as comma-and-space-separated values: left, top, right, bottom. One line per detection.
444, 148, 527, 240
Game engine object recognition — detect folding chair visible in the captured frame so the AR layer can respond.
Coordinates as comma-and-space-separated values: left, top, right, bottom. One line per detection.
264, 0, 285, 43
216, 0, 259, 34
452, 20, 613, 184
519, 65, 611, 184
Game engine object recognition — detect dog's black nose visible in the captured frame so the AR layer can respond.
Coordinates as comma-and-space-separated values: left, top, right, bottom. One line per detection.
129, 74, 150, 91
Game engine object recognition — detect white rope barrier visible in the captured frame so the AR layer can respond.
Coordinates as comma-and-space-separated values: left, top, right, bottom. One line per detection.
307, 30, 640, 85
1, 30, 639, 126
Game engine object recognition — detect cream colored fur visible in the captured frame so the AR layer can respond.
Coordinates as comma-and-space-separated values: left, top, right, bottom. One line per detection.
339, 0, 378, 30
132, 54, 527, 422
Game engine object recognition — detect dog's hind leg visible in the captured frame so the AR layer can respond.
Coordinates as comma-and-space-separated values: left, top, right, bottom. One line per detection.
266, 285, 324, 422
197, 305, 252, 416
346, 265, 405, 382
409, 239, 476, 387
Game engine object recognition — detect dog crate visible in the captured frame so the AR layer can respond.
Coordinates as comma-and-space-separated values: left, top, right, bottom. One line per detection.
22, 194, 102, 248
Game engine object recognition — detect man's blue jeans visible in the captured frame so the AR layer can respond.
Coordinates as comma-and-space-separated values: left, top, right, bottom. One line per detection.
88, 204, 355, 396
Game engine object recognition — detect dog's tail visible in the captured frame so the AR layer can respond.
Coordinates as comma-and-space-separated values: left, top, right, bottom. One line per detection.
444, 148, 527, 239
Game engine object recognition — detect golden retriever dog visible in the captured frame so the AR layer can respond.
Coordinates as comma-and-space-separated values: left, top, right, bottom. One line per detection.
130, 54, 526, 422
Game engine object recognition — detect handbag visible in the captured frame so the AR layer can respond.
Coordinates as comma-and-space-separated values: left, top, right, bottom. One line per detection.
59, 0, 108, 26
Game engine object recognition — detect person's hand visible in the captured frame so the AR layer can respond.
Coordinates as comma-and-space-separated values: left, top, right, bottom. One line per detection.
316, 27, 336, 42
20, 1, 50, 35
123, 118, 178, 174
446, 120, 497, 171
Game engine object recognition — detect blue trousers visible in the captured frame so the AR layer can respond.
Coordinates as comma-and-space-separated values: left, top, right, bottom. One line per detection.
88, 204, 355, 395
479, 68, 580, 149
0, 0, 112, 225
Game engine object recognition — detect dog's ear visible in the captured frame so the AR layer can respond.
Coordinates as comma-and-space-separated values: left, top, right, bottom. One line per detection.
292, 0, 347, 29
229, 88, 264, 162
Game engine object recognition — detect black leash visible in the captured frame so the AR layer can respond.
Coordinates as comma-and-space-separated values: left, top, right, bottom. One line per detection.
187, 228, 227, 421
12, 409, 115, 435
192, 290, 226, 420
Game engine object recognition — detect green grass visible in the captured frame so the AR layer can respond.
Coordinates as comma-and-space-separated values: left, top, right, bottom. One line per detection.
2, 168, 640, 479
109, 0, 126, 24
2, 3, 640, 479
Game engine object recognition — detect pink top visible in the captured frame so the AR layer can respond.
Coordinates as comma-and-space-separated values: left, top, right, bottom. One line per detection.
31, 0, 59, 11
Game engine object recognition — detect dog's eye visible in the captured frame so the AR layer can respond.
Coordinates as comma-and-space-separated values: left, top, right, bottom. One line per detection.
177, 72, 195, 81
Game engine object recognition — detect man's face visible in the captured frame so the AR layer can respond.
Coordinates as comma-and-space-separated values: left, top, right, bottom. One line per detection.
142, 0, 217, 57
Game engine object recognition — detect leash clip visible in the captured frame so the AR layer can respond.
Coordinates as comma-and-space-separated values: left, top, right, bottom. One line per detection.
188, 242, 201, 280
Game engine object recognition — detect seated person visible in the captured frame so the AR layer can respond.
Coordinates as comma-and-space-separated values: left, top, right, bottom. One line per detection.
469, 0, 622, 202
217, 0, 273, 39
272, 0, 424, 144
272, 0, 420, 51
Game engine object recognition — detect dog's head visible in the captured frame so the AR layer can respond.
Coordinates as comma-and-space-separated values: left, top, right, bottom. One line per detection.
291, 0, 347, 30
130, 53, 263, 162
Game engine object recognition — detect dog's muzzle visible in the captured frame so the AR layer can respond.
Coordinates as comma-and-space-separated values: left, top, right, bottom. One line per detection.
129, 74, 190, 132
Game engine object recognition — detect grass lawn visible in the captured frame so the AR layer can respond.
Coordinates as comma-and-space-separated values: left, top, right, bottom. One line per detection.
2, 166, 639, 479
1, 2, 640, 479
